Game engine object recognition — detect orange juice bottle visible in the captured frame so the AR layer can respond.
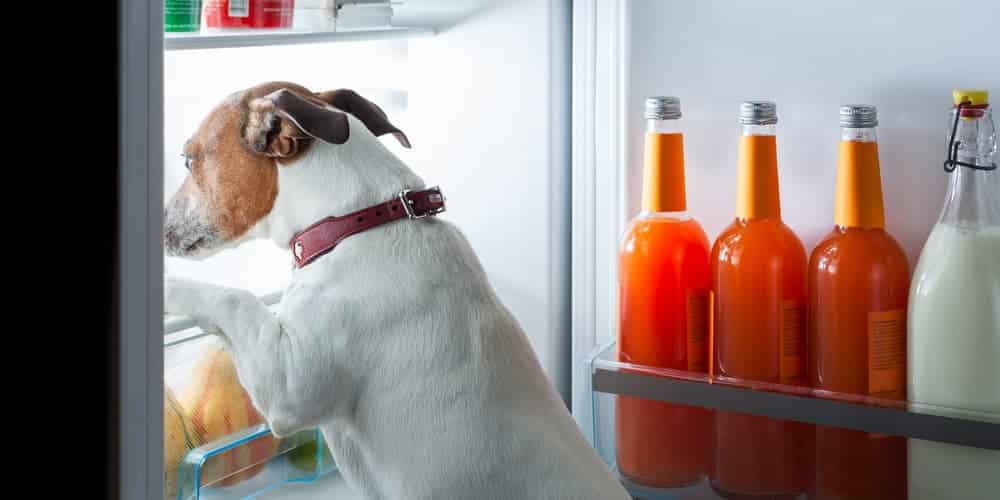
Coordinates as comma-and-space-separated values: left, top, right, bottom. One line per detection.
709, 101, 810, 499
809, 105, 909, 500
617, 96, 711, 488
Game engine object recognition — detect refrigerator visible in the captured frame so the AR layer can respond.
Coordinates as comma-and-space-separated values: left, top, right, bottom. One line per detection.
114, 0, 998, 498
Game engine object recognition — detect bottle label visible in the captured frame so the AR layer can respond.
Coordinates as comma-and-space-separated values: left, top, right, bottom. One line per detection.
686, 290, 709, 372
164, 0, 202, 31
165, 0, 201, 12
780, 301, 804, 381
868, 309, 905, 397
834, 141, 886, 228
708, 290, 715, 377
229, 0, 250, 17
641, 133, 687, 212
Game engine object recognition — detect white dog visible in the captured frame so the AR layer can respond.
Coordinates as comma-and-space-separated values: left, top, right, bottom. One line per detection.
163, 82, 630, 500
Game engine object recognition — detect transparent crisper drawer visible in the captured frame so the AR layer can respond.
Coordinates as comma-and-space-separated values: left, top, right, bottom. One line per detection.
586, 341, 1000, 500
164, 302, 339, 500
176, 424, 336, 500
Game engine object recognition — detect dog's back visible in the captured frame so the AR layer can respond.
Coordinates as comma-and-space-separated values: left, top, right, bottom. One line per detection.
285, 217, 629, 500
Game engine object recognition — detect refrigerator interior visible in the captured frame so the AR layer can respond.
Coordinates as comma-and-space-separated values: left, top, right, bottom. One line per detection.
161, 1, 570, 498
149, 0, 999, 498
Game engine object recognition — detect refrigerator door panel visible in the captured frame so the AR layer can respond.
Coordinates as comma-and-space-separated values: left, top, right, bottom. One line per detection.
571, 0, 1000, 421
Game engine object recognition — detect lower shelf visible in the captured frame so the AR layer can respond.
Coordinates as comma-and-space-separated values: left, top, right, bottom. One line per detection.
173, 425, 337, 500
587, 341, 1000, 500
588, 341, 998, 450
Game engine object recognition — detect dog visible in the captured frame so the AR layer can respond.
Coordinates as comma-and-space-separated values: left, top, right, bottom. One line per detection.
163, 81, 630, 500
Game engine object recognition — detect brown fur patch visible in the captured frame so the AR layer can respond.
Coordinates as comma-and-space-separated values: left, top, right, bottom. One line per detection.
175, 82, 319, 241
238, 82, 326, 163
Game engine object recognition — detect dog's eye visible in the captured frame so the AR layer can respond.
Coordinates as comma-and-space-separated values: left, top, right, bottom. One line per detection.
182, 154, 192, 171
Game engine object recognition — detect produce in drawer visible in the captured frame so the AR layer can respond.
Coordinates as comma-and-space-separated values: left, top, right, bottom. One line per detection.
164, 385, 201, 499
287, 435, 335, 473
179, 346, 279, 488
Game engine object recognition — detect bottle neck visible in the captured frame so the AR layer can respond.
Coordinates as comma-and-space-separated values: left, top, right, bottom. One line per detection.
641, 118, 687, 213
647, 118, 679, 135
842, 127, 877, 143
736, 124, 781, 220
834, 127, 885, 228
939, 108, 1000, 228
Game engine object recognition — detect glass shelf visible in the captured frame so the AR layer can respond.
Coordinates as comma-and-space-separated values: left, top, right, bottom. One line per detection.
588, 341, 999, 450
164, 26, 434, 51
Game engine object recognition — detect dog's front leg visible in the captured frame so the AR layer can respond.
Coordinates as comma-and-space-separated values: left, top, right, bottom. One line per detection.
164, 276, 275, 343
164, 277, 316, 437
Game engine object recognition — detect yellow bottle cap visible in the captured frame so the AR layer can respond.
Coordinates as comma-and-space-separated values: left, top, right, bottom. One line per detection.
953, 89, 989, 106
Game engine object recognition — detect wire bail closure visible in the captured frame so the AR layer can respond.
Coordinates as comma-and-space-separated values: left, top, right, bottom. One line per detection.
943, 100, 997, 173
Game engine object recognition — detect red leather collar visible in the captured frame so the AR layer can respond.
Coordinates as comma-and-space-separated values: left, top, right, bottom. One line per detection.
289, 187, 446, 268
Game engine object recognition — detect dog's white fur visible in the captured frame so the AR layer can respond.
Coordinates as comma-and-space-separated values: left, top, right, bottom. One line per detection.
164, 112, 630, 500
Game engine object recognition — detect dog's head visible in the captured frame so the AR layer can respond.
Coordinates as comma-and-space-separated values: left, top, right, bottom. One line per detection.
164, 81, 410, 258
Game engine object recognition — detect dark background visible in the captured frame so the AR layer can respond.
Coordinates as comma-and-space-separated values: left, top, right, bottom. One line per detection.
10, 2, 119, 496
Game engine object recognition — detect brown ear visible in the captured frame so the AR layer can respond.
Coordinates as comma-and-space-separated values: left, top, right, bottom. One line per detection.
316, 89, 411, 148
243, 89, 350, 158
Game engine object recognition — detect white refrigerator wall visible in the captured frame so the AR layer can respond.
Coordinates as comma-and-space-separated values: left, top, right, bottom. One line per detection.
407, 0, 572, 402
624, 0, 1000, 268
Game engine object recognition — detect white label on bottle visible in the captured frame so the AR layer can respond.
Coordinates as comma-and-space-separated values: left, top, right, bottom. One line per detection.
229, 0, 250, 18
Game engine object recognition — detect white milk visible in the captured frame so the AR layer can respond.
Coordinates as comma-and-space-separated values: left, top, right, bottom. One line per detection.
908, 223, 1000, 499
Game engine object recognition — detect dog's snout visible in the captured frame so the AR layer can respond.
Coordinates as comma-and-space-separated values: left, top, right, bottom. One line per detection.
163, 208, 185, 257
163, 221, 180, 249
163, 196, 220, 258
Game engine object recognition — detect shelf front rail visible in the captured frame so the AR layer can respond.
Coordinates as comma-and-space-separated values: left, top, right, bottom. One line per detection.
590, 341, 999, 450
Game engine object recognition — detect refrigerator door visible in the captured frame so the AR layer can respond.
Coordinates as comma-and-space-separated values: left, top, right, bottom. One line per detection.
571, 0, 1000, 431
119, 0, 165, 497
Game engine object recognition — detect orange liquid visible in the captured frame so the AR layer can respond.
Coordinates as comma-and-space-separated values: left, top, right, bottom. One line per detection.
809, 139, 910, 500
710, 218, 811, 499
617, 216, 711, 488
710, 135, 811, 499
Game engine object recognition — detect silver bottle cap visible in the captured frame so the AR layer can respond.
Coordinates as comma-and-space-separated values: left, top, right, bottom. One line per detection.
645, 96, 682, 120
739, 100, 778, 125
840, 104, 878, 128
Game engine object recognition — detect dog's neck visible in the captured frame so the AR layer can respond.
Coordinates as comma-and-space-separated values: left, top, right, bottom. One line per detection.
254, 116, 425, 248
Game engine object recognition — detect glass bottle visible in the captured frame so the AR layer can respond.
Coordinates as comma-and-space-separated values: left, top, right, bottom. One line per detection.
809, 104, 908, 500
908, 89, 1000, 500
710, 101, 810, 499
616, 96, 712, 489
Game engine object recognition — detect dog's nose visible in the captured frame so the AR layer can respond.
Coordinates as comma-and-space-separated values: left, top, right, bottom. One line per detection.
163, 213, 181, 250
163, 228, 179, 251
